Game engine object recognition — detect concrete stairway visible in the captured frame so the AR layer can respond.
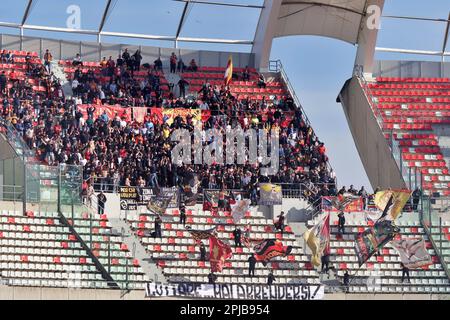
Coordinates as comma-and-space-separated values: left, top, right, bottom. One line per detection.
109, 217, 166, 284
165, 72, 180, 97
50, 61, 73, 98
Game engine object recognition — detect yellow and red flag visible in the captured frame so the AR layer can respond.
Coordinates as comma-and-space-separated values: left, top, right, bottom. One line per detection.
374, 189, 411, 221
224, 55, 233, 85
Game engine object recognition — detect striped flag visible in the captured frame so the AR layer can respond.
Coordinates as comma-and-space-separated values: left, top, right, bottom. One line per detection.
224, 55, 233, 85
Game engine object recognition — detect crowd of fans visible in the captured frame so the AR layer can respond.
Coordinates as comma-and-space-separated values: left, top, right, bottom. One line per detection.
0, 49, 336, 203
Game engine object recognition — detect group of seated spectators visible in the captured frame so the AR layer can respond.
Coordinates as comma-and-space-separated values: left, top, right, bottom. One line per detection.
1, 49, 336, 204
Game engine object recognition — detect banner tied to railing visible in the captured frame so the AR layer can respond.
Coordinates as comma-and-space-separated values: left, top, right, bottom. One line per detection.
145, 283, 324, 300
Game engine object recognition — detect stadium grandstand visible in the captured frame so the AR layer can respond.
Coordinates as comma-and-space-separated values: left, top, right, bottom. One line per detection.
0, 0, 448, 302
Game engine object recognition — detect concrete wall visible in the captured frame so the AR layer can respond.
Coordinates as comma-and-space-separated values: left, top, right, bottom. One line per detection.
0, 133, 24, 200
0, 286, 145, 300
0, 285, 446, 300
0, 33, 255, 69
373, 60, 450, 78
338, 77, 406, 190
273, 198, 311, 223
99, 192, 121, 220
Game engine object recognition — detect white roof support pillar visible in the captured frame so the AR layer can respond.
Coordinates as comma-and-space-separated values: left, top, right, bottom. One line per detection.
354, 0, 385, 77
251, 0, 282, 71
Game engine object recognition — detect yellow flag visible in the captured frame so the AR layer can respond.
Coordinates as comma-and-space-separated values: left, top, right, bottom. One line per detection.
303, 214, 330, 266
374, 189, 412, 220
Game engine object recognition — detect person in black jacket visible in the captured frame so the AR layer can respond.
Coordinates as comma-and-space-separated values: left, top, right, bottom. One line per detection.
321, 254, 330, 275
401, 263, 410, 283
154, 215, 162, 238
133, 50, 142, 71
208, 272, 217, 284
178, 78, 189, 98
338, 212, 345, 234
179, 202, 186, 226
97, 191, 107, 215
267, 270, 275, 285
248, 253, 257, 277
199, 242, 206, 261
343, 271, 350, 293
0, 71, 6, 96
412, 187, 422, 211
122, 48, 130, 63
233, 227, 242, 247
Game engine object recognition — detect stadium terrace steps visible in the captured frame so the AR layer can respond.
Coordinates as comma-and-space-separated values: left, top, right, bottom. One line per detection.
59, 59, 289, 102
50, 61, 73, 98
367, 77, 450, 196
109, 217, 166, 283
0, 205, 149, 290
323, 212, 450, 294
125, 205, 321, 285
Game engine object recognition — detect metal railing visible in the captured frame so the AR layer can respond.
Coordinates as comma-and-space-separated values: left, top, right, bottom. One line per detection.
420, 196, 450, 280
64, 189, 135, 293
268, 59, 335, 183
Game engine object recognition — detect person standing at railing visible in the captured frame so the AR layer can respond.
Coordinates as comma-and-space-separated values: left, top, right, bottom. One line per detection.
170, 52, 177, 74
43, 49, 53, 73
358, 186, 368, 210
97, 191, 107, 216
242, 66, 250, 81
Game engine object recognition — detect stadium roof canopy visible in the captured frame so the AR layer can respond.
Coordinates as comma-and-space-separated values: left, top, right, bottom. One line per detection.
0, 0, 448, 70
275, 0, 368, 44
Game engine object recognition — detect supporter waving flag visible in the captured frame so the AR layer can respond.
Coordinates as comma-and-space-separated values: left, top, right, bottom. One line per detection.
186, 226, 217, 241
391, 237, 432, 269
224, 55, 233, 85
354, 219, 400, 266
231, 199, 251, 223
253, 239, 293, 266
303, 213, 330, 266
147, 196, 171, 216
209, 236, 233, 272
374, 189, 411, 221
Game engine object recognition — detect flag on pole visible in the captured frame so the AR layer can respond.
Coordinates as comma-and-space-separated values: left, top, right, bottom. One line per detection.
391, 237, 432, 269
374, 189, 411, 221
303, 213, 330, 266
224, 55, 233, 85
231, 199, 251, 223
186, 226, 217, 241
253, 239, 293, 266
354, 219, 400, 266
209, 235, 233, 272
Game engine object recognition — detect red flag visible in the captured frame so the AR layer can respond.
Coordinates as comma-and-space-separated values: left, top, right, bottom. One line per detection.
253, 239, 292, 265
209, 236, 233, 272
